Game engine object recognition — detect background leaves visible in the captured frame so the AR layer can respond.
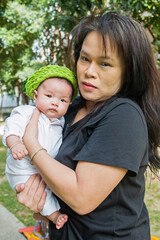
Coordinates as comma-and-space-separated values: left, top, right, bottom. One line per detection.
0, 0, 159, 104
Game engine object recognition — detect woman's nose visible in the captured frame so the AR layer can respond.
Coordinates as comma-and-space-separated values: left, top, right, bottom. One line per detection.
85, 62, 97, 78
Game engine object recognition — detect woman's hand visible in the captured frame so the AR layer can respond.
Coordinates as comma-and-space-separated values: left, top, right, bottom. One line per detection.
16, 174, 47, 213
23, 108, 41, 156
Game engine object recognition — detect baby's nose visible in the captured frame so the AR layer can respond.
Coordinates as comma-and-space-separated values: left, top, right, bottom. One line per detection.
51, 99, 58, 106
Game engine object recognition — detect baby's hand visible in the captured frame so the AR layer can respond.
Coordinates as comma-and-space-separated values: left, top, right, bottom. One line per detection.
11, 143, 28, 160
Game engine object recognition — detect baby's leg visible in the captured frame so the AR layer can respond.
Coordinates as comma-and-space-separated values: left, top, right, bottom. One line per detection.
6, 173, 31, 191
47, 210, 68, 229
40, 186, 68, 229
5, 159, 38, 190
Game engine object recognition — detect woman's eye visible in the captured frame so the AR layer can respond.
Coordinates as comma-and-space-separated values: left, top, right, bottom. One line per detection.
80, 56, 89, 62
101, 62, 110, 67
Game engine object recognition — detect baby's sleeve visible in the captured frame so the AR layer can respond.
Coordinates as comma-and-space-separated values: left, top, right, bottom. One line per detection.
2, 106, 31, 146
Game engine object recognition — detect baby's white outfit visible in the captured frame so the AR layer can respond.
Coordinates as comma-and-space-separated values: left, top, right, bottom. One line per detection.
3, 105, 65, 216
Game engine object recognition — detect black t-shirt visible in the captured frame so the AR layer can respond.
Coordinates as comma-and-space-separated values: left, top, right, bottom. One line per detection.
49, 97, 150, 240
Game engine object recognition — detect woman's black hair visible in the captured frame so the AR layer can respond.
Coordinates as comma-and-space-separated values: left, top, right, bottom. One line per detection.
69, 11, 160, 174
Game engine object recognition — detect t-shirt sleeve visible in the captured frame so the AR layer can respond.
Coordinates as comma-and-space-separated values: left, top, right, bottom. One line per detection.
73, 103, 148, 175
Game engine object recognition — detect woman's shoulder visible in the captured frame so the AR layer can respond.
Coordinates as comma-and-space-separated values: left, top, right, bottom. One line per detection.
105, 97, 141, 111
102, 97, 144, 118
86, 97, 146, 129
64, 97, 146, 128
101, 98, 147, 135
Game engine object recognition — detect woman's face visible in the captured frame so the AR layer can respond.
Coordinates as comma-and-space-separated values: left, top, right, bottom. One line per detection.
77, 31, 124, 104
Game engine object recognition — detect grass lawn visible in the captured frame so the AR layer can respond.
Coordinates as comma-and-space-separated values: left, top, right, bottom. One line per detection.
145, 175, 160, 237
0, 134, 36, 227
0, 134, 160, 237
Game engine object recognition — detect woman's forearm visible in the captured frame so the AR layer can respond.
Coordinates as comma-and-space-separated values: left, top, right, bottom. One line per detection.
30, 148, 127, 215
31, 149, 79, 212
22, 109, 84, 213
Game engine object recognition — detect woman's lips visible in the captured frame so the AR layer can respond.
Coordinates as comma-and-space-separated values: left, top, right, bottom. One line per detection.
82, 81, 96, 90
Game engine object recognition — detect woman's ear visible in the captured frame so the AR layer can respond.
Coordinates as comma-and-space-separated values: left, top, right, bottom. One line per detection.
33, 90, 38, 103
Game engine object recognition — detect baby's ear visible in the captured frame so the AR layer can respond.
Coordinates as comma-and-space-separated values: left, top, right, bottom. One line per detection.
33, 90, 38, 103
70, 101, 72, 105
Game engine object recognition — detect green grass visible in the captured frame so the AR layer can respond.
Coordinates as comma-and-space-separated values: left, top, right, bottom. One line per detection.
0, 135, 36, 227
145, 176, 160, 237
0, 134, 160, 236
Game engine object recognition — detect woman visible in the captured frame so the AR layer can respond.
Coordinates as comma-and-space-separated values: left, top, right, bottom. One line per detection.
16, 11, 160, 239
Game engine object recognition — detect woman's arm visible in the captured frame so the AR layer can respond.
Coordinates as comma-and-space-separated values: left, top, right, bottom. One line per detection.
20, 109, 127, 215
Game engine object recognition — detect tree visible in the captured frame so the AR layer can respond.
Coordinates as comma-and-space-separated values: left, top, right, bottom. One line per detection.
0, 0, 43, 104
36, 0, 106, 68
109, 0, 160, 64
0, 0, 106, 104
32, 0, 160, 67
1, 0, 159, 107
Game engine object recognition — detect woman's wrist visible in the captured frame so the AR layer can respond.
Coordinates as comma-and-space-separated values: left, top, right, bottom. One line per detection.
30, 148, 47, 164
26, 142, 42, 158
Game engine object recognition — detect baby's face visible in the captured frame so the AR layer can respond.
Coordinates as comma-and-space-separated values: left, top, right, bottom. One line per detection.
33, 78, 72, 119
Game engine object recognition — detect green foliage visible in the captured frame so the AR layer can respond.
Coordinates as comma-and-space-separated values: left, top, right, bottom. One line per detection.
37, 0, 106, 67
109, 0, 160, 56
0, 0, 44, 100
0, 0, 159, 101
0, 0, 106, 99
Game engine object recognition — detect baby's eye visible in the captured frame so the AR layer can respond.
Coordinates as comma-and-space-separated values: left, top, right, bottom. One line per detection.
61, 99, 66, 103
46, 95, 52, 98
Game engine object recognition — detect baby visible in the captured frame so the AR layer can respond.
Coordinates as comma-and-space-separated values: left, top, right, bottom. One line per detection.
2, 65, 78, 229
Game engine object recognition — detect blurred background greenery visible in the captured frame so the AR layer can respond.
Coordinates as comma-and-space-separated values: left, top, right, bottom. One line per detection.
0, 0, 160, 112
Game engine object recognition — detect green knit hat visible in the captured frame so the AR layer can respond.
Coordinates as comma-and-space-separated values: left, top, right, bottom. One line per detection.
25, 65, 78, 101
